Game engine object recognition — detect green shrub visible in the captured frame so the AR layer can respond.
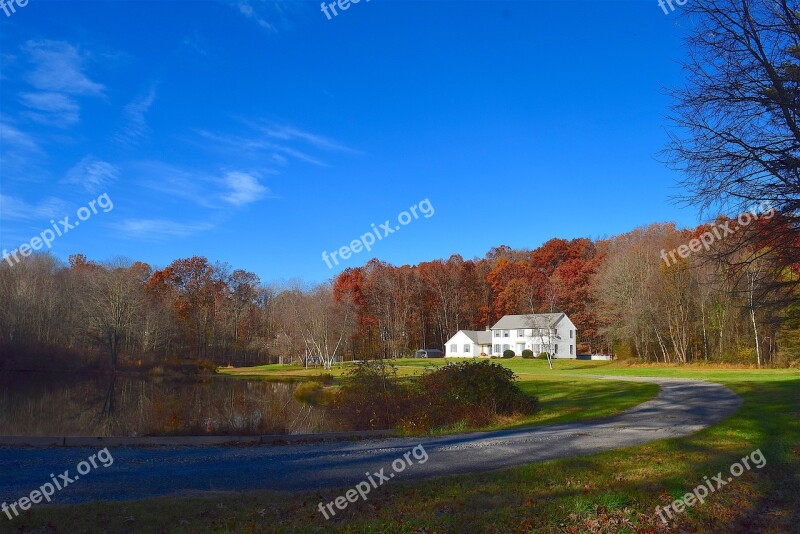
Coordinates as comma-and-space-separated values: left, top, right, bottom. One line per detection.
521, 349, 534, 359
502, 349, 515, 359
332, 360, 539, 432
538, 352, 549, 359
414, 360, 538, 429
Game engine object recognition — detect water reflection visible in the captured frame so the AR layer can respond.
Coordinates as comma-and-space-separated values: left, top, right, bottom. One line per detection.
0, 372, 333, 437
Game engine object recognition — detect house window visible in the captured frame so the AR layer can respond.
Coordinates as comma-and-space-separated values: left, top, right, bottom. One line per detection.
569, 345, 574, 355
494, 344, 500, 353
464, 344, 470, 353
554, 344, 559, 354
450, 344, 457, 354
503, 330, 509, 337
494, 330, 500, 337
570, 330, 573, 339
503, 344, 510, 351
517, 329, 524, 337
534, 344, 540, 353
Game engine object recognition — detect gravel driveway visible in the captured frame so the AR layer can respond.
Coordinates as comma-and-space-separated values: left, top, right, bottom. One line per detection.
0, 376, 741, 505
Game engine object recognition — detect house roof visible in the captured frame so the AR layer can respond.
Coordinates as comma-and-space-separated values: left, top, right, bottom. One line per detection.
491, 313, 565, 330
460, 330, 492, 345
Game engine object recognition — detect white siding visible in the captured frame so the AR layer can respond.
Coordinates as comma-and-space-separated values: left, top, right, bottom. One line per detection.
488, 315, 579, 358
444, 331, 480, 358
553, 315, 577, 359
489, 328, 554, 356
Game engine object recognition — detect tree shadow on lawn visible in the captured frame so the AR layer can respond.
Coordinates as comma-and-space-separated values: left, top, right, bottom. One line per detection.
323, 379, 799, 533
498, 380, 659, 430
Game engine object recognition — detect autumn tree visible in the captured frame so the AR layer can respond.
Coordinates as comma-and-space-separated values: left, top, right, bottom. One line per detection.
148, 256, 224, 358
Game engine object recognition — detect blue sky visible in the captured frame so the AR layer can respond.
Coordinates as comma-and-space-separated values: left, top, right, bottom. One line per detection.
1, 0, 695, 283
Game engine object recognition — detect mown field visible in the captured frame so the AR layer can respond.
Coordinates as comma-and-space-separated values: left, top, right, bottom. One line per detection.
10, 360, 800, 533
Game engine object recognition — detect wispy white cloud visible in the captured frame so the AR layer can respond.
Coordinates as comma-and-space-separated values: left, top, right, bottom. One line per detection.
0, 120, 42, 153
235, 1, 277, 32
257, 123, 358, 153
134, 161, 220, 208
113, 218, 214, 240
133, 161, 274, 208
222, 171, 270, 205
115, 86, 157, 145
16, 40, 104, 130
181, 32, 210, 57
64, 156, 119, 192
266, 142, 327, 166
225, 0, 306, 33
0, 194, 69, 222
23, 40, 104, 96
0, 120, 47, 179
19, 92, 80, 127
196, 128, 328, 167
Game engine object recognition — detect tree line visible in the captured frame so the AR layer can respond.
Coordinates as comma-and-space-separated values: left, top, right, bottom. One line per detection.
0, 212, 797, 371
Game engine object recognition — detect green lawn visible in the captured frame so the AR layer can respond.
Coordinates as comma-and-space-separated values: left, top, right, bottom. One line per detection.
489, 376, 658, 430
220, 358, 662, 433
14, 362, 800, 533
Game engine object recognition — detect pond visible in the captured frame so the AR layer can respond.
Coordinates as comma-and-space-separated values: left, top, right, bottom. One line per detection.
0, 372, 334, 437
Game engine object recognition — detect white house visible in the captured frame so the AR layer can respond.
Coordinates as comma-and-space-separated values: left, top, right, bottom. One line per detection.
443, 330, 493, 358
445, 313, 578, 359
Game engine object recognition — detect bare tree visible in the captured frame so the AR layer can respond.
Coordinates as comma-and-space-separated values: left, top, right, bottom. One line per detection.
287, 283, 355, 370
666, 0, 800, 280
81, 259, 144, 371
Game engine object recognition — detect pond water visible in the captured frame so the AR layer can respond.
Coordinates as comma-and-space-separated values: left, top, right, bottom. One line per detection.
0, 372, 334, 437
